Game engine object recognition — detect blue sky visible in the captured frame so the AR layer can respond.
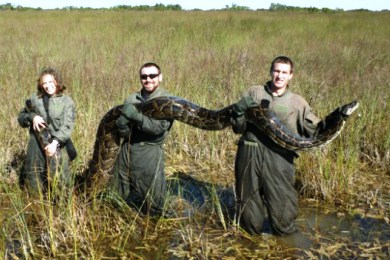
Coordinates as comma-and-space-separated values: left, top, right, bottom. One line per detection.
7, 0, 390, 11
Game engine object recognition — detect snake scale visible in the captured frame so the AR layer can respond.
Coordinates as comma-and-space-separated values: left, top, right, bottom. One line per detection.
33, 96, 358, 179
85, 96, 359, 178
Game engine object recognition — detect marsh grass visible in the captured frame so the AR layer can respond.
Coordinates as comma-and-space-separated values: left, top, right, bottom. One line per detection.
1, 10, 389, 258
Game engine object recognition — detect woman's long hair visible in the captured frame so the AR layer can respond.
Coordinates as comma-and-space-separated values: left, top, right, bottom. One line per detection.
37, 67, 66, 96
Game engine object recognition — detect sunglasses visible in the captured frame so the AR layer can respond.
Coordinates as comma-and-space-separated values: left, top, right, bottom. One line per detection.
140, 74, 159, 80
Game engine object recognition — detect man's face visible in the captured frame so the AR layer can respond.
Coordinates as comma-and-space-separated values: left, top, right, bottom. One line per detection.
140, 66, 162, 93
271, 63, 293, 90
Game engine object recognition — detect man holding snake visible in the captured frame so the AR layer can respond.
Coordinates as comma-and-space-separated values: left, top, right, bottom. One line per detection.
231, 56, 331, 235
108, 62, 173, 217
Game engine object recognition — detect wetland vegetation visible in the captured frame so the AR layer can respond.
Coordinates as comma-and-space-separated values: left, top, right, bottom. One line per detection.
0, 9, 389, 258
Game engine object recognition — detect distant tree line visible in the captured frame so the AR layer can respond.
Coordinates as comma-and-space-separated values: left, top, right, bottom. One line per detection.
0, 2, 183, 11
269, 3, 344, 12
0, 2, 383, 12
0, 3, 39, 11
111, 3, 182, 11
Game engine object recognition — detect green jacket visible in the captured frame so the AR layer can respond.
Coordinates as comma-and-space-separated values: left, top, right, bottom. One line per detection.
116, 87, 173, 144
18, 93, 76, 144
243, 82, 321, 138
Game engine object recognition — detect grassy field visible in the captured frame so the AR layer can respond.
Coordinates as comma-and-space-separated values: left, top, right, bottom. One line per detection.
0, 10, 389, 258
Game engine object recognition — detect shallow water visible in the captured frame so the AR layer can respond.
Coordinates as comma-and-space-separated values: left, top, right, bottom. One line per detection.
5, 172, 389, 258
166, 172, 390, 255
279, 205, 390, 250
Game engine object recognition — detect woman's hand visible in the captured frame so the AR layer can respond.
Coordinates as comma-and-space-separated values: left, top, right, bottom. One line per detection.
45, 139, 59, 157
33, 115, 47, 131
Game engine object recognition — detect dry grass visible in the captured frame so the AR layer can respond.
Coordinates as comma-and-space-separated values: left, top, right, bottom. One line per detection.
0, 10, 389, 258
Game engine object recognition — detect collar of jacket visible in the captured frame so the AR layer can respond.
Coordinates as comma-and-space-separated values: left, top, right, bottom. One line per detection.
37, 93, 64, 98
137, 87, 167, 102
265, 81, 290, 97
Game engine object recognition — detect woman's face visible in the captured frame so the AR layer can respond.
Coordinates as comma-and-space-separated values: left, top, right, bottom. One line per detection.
41, 74, 57, 95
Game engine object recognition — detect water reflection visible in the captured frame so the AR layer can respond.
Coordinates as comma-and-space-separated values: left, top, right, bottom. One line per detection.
295, 205, 390, 244
166, 171, 235, 218
166, 172, 390, 250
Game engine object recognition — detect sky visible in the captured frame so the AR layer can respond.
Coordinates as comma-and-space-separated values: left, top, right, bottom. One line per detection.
6, 0, 390, 11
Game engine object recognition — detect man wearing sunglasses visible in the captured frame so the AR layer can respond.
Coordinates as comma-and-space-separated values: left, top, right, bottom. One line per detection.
109, 62, 173, 217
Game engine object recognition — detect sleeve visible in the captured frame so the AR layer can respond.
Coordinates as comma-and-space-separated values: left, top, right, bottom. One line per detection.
300, 103, 345, 139
230, 93, 258, 134
301, 107, 321, 138
116, 110, 172, 137
310, 105, 348, 138
17, 97, 39, 128
50, 97, 76, 143
116, 98, 173, 137
137, 116, 172, 135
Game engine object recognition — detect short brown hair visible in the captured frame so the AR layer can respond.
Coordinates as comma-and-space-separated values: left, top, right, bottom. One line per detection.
139, 62, 161, 75
270, 56, 294, 74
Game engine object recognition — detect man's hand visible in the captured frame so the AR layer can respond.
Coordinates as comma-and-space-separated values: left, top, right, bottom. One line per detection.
122, 103, 142, 122
33, 115, 47, 131
232, 96, 259, 116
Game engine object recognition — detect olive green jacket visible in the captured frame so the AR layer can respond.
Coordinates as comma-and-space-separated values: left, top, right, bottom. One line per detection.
18, 93, 76, 144
242, 82, 321, 138
116, 87, 173, 144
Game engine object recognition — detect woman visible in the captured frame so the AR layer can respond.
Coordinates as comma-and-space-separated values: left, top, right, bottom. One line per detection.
18, 67, 76, 195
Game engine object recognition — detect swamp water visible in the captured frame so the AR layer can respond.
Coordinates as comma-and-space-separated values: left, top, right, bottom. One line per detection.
165, 172, 390, 258
4, 172, 390, 258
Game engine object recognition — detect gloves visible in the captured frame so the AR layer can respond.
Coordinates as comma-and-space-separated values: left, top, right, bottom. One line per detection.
115, 103, 140, 137
230, 96, 257, 134
232, 96, 258, 116
122, 103, 143, 122
116, 103, 143, 137
116, 117, 131, 137
230, 115, 247, 134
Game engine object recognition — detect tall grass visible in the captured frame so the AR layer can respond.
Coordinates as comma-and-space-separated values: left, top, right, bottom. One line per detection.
1, 10, 389, 258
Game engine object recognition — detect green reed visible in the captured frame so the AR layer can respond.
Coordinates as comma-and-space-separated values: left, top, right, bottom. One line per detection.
0, 10, 389, 258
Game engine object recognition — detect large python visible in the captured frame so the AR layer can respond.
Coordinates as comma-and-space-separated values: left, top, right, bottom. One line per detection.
85, 96, 358, 178
34, 96, 359, 179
